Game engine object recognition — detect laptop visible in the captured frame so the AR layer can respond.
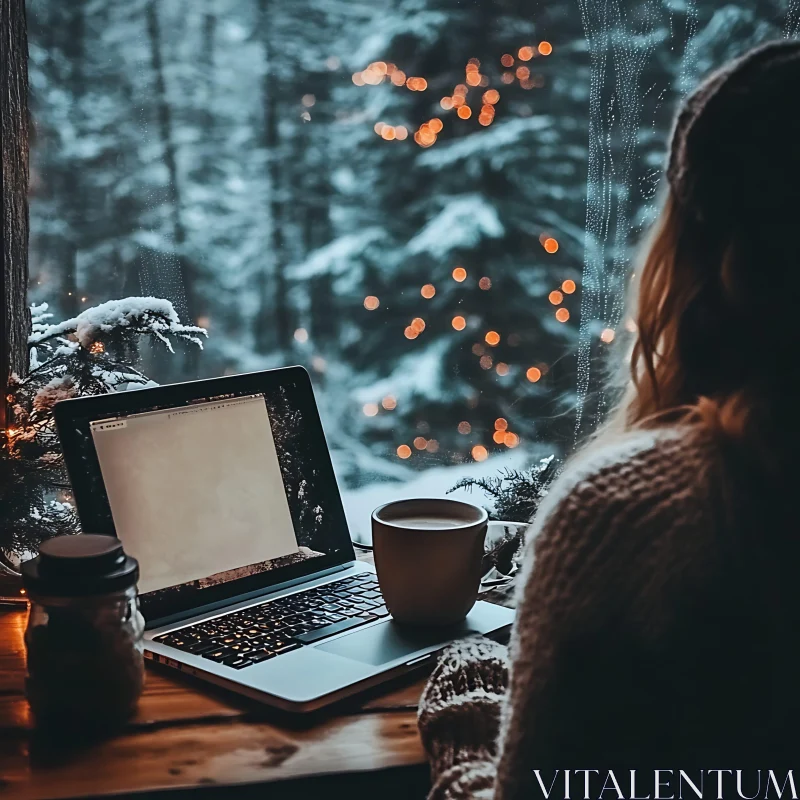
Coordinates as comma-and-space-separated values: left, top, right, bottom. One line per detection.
54, 367, 514, 712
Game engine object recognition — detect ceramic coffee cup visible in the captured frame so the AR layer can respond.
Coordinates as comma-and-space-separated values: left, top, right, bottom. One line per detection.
371, 498, 489, 626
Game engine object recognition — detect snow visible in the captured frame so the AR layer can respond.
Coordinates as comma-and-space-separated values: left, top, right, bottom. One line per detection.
406, 195, 504, 260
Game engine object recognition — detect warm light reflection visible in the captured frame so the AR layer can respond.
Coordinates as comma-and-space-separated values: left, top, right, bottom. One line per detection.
441, 96, 453, 110
548, 290, 563, 305
496, 362, 509, 376
493, 430, 506, 444
425, 439, 439, 453
479, 355, 493, 370
601, 328, 616, 343
484, 331, 501, 346
363, 403, 379, 417
395, 126, 408, 141
421, 284, 436, 299
516, 66, 530, 80
397, 445, 412, 459
429, 118, 443, 133
413, 436, 427, 450
501, 72, 515, 84
518, 46, 535, 61
458, 421, 472, 434
483, 90, 500, 105
404, 326, 418, 340
504, 432, 520, 448
466, 72, 481, 87
452, 267, 467, 282
555, 308, 570, 323
495, 418, 508, 431
457, 106, 472, 120
544, 237, 559, 253
411, 317, 426, 333
526, 367, 542, 383
364, 295, 380, 310
538, 41, 553, 56
479, 277, 491, 290
562, 279, 577, 294
382, 395, 397, 410
454, 84, 468, 96
472, 343, 485, 355
452, 315, 466, 331
381, 126, 396, 140
501, 54, 514, 67
472, 445, 488, 462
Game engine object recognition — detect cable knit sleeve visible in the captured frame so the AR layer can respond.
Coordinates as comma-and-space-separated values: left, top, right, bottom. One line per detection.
419, 429, 715, 800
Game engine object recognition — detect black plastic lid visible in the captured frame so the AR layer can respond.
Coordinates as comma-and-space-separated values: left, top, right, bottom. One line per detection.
21, 534, 139, 597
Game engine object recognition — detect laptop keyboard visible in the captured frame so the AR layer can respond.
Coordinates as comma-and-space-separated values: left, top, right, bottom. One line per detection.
152, 572, 388, 670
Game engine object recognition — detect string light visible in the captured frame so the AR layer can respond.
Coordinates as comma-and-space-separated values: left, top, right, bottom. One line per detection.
413, 436, 427, 450
363, 403, 379, 417
404, 326, 418, 340
406, 77, 427, 91
479, 277, 491, 290
538, 41, 553, 56
496, 362, 509, 376
526, 366, 542, 382
493, 430, 506, 444
601, 328, 616, 343
429, 118, 444, 133
472, 445, 488, 462
548, 290, 563, 305
451, 95, 466, 108
294, 328, 309, 343
364, 295, 379, 310
543, 237, 559, 253
421, 284, 436, 299
458, 421, 471, 434
452, 267, 467, 282
479, 355, 493, 370
494, 418, 508, 431
562, 279, 577, 294
484, 331, 500, 346
89, 341, 105, 354
466, 72, 481, 87
452, 316, 466, 331
518, 46, 535, 61
397, 445, 412, 459
501, 53, 514, 67
457, 106, 472, 120
555, 308, 570, 323
504, 432, 520, 448
411, 317, 426, 333
382, 396, 397, 410
483, 90, 500, 105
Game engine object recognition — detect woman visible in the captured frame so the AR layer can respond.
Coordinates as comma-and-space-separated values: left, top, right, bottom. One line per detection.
418, 40, 800, 799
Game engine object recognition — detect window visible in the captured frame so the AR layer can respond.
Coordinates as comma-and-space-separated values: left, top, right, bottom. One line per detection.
26, 0, 798, 537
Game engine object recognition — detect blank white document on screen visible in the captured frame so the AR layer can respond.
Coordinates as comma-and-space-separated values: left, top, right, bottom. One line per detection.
90, 395, 298, 594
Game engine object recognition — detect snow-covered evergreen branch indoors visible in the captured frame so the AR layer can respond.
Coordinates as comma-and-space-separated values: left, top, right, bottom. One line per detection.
25, 0, 799, 536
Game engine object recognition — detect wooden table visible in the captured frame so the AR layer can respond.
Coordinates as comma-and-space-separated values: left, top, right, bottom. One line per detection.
0, 563, 512, 800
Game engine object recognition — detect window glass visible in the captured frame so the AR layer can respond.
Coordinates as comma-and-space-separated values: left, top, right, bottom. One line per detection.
27, 0, 798, 538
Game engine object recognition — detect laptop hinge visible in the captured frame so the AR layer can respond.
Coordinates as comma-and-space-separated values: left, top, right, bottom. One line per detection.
144, 561, 355, 630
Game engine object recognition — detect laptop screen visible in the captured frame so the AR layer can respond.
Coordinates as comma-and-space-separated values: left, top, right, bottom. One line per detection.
54, 369, 354, 622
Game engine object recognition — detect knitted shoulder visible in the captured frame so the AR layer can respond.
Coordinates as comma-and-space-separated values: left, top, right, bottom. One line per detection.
521, 426, 720, 577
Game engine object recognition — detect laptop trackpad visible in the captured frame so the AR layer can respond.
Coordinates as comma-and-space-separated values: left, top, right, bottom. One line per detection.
316, 618, 480, 667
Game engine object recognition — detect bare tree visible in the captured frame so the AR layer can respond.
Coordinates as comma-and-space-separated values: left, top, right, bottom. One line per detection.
1, 0, 31, 430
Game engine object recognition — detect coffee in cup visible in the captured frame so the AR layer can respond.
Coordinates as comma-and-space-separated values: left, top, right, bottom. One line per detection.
371, 498, 489, 626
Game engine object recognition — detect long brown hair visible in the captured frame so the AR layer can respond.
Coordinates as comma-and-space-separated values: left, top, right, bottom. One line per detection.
607, 42, 800, 472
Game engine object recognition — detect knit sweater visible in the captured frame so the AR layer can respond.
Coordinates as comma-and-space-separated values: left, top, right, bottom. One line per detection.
418, 426, 800, 799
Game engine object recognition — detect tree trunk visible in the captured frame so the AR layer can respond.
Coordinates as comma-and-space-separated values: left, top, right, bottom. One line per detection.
145, 0, 194, 324
1, 0, 31, 430
255, 0, 291, 354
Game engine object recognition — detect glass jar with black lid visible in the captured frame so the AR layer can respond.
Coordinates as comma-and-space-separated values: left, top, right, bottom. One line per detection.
21, 534, 144, 730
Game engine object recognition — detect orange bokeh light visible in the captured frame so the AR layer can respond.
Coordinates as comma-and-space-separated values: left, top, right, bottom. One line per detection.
518, 46, 534, 61
391, 70, 406, 86
411, 317, 426, 333
457, 106, 472, 120
382, 396, 397, 410
364, 295, 379, 310
452, 94, 465, 108
421, 284, 436, 299
479, 355, 493, 370
493, 430, 506, 444
441, 96, 453, 110
404, 326, 418, 339
413, 436, 427, 450
562, 279, 577, 294
549, 290, 564, 305
555, 308, 570, 323
501, 72, 514, 84
494, 418, 508, 431
472, 445, 488, 462
538, 41, 553, 56
496, 362, 509, 376
451, 315, 466, 331
479, 277, 491, 290
426, 439, 439, 453
429, 118, 443, 133
466, 72, 481, 86
544, 237, 559, 253
483, 89, 500, 105
395, 126, 408, 140
381, 126, 396, 140
526, 367, 542, 383
397, 444, 412, 459
458, 421, 472, 434
501, 54, 514, 67
504, 432, 520, 448
601, 328, 616, 343
452, 267, 467, 282
454, 84, 468, 96
516, 66, 530, 80
484, 331, 501, 346
363, 403, 379, 417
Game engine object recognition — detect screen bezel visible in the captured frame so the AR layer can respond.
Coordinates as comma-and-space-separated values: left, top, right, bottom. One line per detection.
53, 366, 356, 623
